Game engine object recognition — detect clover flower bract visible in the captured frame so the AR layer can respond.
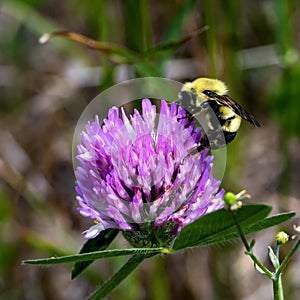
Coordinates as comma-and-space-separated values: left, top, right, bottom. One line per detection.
75, 99, 224, 247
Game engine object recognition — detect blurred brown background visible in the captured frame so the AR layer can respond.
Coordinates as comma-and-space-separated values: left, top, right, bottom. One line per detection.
0, 0, 300, 299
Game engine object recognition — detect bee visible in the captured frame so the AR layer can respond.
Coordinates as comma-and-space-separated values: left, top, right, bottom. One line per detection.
178, 77, 261, 150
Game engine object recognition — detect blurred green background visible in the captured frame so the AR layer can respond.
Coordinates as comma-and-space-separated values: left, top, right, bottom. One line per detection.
1, 0, 300, 299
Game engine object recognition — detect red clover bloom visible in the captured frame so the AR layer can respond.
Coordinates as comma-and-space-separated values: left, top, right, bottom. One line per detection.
75, 99, 224, 247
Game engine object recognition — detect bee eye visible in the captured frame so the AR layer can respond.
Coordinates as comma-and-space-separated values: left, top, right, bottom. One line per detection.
203, 90, 215, 98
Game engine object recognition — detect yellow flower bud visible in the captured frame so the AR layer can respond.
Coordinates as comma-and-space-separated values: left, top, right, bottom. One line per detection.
276, 231, 289, 244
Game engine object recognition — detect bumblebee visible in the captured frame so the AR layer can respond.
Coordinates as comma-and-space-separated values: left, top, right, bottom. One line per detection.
178, 77, 261, 149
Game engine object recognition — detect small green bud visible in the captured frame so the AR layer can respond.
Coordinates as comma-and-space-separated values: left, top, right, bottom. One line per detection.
224, 190, 250, 211
276, 231, 289, 244
224, 192, 237, 206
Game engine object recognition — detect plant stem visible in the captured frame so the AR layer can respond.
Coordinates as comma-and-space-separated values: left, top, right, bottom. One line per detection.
276, 235, 300, 277
204, 0, 218, 76
274, 243, 280, 259
230, 211, 273, 279
87, 253, 156, 300
272, 237, 300, 300
273, 274, 284, 300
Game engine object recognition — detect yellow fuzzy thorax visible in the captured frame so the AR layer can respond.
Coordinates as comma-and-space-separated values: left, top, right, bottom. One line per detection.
182, 77, 228, 103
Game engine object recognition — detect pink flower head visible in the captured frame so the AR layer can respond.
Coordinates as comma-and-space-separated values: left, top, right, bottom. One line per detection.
75, 99, 224, 246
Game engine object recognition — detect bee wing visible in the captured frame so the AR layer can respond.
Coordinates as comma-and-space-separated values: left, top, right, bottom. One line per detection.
214, 94, 261, 128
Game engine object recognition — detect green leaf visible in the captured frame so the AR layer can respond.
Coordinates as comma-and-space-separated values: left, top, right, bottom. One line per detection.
173, 204, 295, 251
162, 0, 198, 42
72, 228, 119, 279
254, 262, 267, 275
206, 211, 296, 247
88, 253, 156, 300
143, 26, 208, 58
22, 247, 167, 265
268, 246, 280, 269
133, 61, 162, 77
246, 212, 295, 236
122, 0, 152, 53
173, 204, 270, 250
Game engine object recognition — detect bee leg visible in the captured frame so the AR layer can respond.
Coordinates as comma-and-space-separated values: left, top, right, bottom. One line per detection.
199, 134, 210, 150
192, 133, 211, 153
177, 111, 196, 128
192, 130, 235, 153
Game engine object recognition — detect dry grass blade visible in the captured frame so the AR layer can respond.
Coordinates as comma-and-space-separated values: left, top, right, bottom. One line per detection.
39, 31, 134, 61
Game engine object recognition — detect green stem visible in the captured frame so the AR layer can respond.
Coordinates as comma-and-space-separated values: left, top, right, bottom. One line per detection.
273, 274, 284, 300
272, 236, 300, 300
276, 236, 300, 277
204, 0, 218, 76
230, 211, 273, 279
87, 253, 156, 300
274, 243, 280, 259
231, 211, 251, 251
140, 0, 153, 51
